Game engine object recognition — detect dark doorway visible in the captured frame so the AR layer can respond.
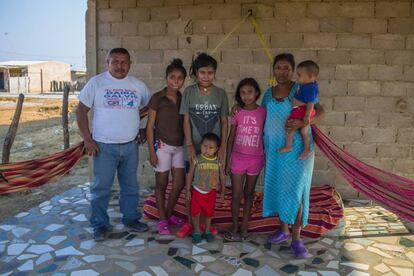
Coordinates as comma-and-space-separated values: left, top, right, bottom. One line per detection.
0, 72, 4, 90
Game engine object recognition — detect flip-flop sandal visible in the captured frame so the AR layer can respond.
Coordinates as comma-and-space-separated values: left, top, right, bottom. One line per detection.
224, 231, 241, 242
192, 231, 202, 244
240, 233, 252, 242
168, 215, 184, 226
158, 219, 171, 235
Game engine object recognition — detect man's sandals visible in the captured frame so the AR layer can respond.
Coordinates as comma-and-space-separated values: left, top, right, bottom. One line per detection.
224, 231, 252, 242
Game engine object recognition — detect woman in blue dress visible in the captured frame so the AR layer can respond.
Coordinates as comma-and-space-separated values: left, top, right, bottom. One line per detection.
262, 53, 325, 258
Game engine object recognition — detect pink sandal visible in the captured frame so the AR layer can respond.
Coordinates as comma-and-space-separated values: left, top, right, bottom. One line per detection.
158, 220, 171, 235
168, 215, 184, 226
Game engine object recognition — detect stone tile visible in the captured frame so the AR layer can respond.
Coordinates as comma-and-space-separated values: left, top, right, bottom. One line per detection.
298, 272, 317, 276
17, 254, 37, 260
254, 265, 279, 276
12, 227, 31, 238
194, 263, 205, 273
208, 261, 236, 275
36, 252, 52, 265
231, 268, 252, 276
367, 246, 393, 258
327, 260, 339, 269
27, 244, 54, 254
280, 264, 299, 274
191, 255, 216, 263
71, 269, 99, 276
61, 257, 85, 270
18, 259, 34, 271
44, 224, 64, 231
193, 245, 207, 255
46, 236, 67, 245
174, 256, 195, 269
115, 261, 137, 272
341, 262, 369, 270
373, 243, 406, 253
149, 266, 169, 276
7, 243, 29, 255
346, 271, 370, 276
319, 272, 341, 276
83, 255, 105, 263
133, 272, 152, 276
383, 258, 414, 267
162, 259, 184, 274
125, 238, 145, 247
37, 263, 59, 273
374, 263, 391, 273
390, 266, 413, 276
344, 243, 364, 251
400, 237, 414, 248
55, 246, 84, 256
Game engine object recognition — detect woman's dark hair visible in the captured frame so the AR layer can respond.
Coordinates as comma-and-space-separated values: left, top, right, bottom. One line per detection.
201, 132, 220, 147
190, 53, 217, 77
166, 58, 187, 78
272, 53, 295, 70
235, 78, 261, 107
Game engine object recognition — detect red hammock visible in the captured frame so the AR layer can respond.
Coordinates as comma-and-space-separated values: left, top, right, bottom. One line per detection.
312, 126, 414, 222
0, 125, 413, 223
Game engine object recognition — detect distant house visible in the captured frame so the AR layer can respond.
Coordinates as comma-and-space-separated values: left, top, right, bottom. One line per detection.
0, 60, 71, 93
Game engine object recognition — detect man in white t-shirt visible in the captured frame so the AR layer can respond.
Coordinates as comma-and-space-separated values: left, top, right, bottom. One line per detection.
76, 48, 150, 241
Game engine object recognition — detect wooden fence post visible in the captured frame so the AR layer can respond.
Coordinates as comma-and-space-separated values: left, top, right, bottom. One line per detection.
2, 94, 25, 163
62, 85, 70, 149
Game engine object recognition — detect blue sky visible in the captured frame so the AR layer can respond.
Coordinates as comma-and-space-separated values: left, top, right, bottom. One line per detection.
0, 0, 87, 70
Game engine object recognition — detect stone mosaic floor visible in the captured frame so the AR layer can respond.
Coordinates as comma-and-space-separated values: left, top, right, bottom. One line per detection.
0, 182, 413, 275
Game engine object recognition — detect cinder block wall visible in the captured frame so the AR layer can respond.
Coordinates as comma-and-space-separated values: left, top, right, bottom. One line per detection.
89, 0, 414, 198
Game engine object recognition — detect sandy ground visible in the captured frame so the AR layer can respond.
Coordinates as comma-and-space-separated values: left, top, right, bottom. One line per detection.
0, 95, 88, 221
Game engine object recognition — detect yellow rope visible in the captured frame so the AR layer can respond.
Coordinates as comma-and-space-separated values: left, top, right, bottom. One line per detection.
209, 11, 276, 86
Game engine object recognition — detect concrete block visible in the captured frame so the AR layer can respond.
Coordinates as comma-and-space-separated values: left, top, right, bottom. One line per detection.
372, 34, 405, 50
318, 50, 350, 65
98, 36, 121, 50
320, 111, 346, 126
367, 96, 399, 112
363, 128, 396, 143
377, 144, 411, 159
123, 8, 150, 22
150, 6, 179, 21
193, 20, 223, 34
389, 19, 414, 34
381, 81, 410, 97
208, 35, 238, 49
286, 18, 319, 33
345, 112, 379, 128
312, 170, 337, 186
407, 35, 414, 50
290, 50, 318, 65
362, 157, 394, 172
320, 18, 353, 33
98, 8, 122, 22
129, 64, 151, 78
344, 143, 377, 158
403, 65, 414, 82
163, 49, 193, 64
353, 18, 387, 34
98, 23, 111, 36
350, 50, 385, 65
133, 50, 164, 64
252, 49, 274, 64
335, 65, 369, 81
274, 2, 306, 18
137, 0, 164, 7
398, 128, 414, 144
369, 65, 403, 81
150, 36, 178, 50
150, 64, 167, 78
304, 34, 337, 49
308, 3, 341, 18
320, 97, 333, 111
240, 64, 271, 79
211, 4, 241, 19
385, 51, 414, 66
179, 35, 208, 49
318, 65, 336, 80
222, 49, 253, 64
337, 34, 371, 49
97, 0, 109, 9
222, 19, 254, 34
139, 22, 166, 36
379, 112, 414, 128
110, 0, 136, 8
167, 20, 191, 35
329, 126, 363, 143
242, 4, 274, 19
341, 2, 374, 17
333, 96, 366, 111
348, 81, 381, 96
111, 22, 137, 36
239, 34, 270, 48
270, 33, 302, 48
256, 19, 286, 33
376, 1, 411, 18
318, 80, 348, 97
165, 0, 194, 5
180, 5, 211, 20
394, 160, 414, 174
122, 36, 150, 50
216, 64, 240, 79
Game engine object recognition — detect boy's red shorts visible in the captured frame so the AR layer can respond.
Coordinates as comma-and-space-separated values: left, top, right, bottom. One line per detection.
191, 187, 216, 218
289, 105, 316, 120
